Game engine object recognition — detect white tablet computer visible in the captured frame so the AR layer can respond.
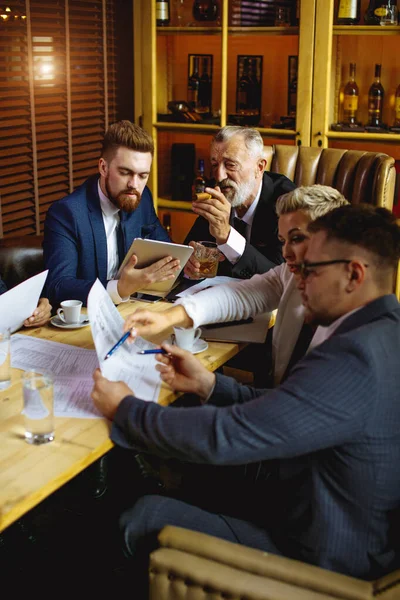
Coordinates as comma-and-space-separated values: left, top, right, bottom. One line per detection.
116, 238, 194, 297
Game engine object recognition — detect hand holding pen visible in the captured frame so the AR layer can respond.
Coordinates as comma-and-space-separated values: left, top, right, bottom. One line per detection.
104, 330, 168, 361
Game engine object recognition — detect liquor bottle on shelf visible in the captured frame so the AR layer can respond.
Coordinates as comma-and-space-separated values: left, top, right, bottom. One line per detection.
197, 56, 212, 114
288, 57, 298, 118
342, 62, 359, 125
193, 159, 206, 195
192, 0, 219, 22
394, 83, 400, 127
187, 56, 200, 110
364, 1, 385, 25
367, 63, 384, 128
156, 0, 170, 26
236, 58, 251, 113
162, 213, 172, 238
379, 0, 398, 25
336, 0, 361, 25
248, 58, 261, 113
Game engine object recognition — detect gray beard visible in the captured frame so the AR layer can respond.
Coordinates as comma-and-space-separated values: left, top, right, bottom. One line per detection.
228, 178, 257, 208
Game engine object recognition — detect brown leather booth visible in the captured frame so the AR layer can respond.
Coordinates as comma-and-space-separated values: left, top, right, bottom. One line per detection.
265, 145, 396, 210
149, 526, 400, 600
0, 235, 44, 290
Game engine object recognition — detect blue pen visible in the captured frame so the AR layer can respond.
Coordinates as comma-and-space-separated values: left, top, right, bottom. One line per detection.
136, 348, 168, 355
104, 331, 131, 360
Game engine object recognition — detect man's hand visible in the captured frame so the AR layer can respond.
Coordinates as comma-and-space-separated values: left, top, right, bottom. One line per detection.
123, 305, 192, 340
23, 297, 52, 328
117, 254, 180, 299
191, 186, 232, 244
156, 342, 215, 400
91, 368, 133, 420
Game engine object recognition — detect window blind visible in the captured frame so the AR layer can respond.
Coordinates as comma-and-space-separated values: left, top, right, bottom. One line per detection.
0, 0, 117, 237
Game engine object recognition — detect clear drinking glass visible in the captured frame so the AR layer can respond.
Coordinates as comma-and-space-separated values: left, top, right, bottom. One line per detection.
22, 371, 54, 444
380, 4, 398, 25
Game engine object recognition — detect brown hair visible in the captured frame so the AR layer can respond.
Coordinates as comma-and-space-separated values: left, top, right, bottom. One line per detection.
101, 120, 154, 160
308, 204, 400, 272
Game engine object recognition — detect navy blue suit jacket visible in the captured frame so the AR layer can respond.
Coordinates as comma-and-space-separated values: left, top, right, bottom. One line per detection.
0, 277, 7, 295
184, 172, 295, 278
43, 175, 170, 306
111, 294, 400, 580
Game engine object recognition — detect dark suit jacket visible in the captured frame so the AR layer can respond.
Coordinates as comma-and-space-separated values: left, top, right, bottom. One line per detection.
111, 294, 400, 580
0, 277, 7, 295
184, 172, 295, 278
43, 175, 170, 306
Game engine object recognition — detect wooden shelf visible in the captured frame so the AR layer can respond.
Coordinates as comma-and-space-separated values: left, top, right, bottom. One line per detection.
328, 131, 400, 142
228, 26, 299, 36
156, 26, 299, 36
333, 25, 400, 36
155, 122, 221, 132
157, 26, 221, 35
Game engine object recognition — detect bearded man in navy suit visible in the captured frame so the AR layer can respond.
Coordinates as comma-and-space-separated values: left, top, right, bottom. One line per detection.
43, 121, 179, 306
92, 205, 400, 583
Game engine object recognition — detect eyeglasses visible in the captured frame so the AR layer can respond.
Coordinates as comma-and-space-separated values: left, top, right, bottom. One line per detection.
293, 259, 354, 280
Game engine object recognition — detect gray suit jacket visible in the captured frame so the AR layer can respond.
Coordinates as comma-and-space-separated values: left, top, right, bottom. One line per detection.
111, 294, 400, 580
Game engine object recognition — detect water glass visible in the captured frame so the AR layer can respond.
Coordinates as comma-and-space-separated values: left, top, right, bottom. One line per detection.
380, 4, 398, 25
22, 371, 54, 444
0, 329, 11, 390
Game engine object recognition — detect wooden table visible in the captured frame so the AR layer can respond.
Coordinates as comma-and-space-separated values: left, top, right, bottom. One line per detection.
0, 300, 243, 533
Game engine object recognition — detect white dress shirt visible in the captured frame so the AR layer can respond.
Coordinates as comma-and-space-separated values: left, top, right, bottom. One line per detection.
98, 182, 129, 304
218, 180, 262, 265
308, 306, 363, 352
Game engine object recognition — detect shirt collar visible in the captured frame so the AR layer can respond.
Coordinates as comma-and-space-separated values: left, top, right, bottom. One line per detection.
98, 180, 120, 218
316, 305, 364, 341
233, 179, 262, 225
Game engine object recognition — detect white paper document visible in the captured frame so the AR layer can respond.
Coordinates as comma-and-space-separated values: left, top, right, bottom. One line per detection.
11, 334, 101, 418
0, 270, 48, 334
87, 279, 162, 403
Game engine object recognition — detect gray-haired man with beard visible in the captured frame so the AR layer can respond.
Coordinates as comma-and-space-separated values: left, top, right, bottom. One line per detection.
43, 121, 180, 306
184, 126, 295, 279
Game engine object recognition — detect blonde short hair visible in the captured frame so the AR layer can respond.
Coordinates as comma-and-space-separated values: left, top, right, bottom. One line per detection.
276, 185, 349, 221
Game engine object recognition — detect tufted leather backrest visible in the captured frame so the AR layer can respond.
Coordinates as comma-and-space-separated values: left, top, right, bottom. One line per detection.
264, 145, 396, 210
0, 236, 44, 290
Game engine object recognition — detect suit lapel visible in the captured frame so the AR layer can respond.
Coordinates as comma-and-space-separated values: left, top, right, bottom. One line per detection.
333, 294, 400, 337
87, 177, 108, 282
250, 173, 276, 245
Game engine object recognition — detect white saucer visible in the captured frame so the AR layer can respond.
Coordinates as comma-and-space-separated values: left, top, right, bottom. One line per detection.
167, 336, 208, 355
50, 315, 90, 329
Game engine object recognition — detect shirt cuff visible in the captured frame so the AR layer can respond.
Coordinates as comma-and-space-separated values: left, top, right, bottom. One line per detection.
218, 227, 246, 264
107, 279, 130, 304
201, 381, 216, 404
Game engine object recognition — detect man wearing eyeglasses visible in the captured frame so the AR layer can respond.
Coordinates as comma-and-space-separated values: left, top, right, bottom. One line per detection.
92, 204, 400, 584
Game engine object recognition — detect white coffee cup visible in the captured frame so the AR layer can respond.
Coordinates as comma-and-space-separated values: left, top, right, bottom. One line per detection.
57, 300, 82, 324
173, 326, 202, 351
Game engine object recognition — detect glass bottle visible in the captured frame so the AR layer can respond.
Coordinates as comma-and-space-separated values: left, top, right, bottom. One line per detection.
198, 57, 211, 114
162, 213, 172, 238
368, 64, 384, 127
193, 159, 207, 195
394, 83, 400, 127
364, 0, 383, 25
236, 58, 251, 112
156, 0, 170, 26
288, 57, 298, 118
187, 56, 200, 110
248, 58, 261, 113
192, 0, 219, 22
336, 0, 361, 24
342, 63, 359, 125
